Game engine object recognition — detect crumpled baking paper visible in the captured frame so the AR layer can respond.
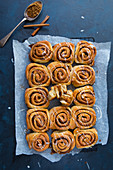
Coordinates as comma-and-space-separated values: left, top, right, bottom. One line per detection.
13, 35, 111, 162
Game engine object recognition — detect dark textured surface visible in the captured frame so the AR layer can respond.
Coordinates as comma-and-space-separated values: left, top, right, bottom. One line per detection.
0, 0, 113, 169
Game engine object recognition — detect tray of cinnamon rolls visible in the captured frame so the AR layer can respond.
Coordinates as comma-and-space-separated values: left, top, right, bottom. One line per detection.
25, 39, 98, 154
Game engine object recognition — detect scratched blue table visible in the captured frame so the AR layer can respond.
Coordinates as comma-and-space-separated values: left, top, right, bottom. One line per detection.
0, 0, 113, 169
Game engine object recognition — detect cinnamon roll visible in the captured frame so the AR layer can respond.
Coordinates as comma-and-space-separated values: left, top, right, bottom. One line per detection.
49, 106, 74, 130
72, 65, 95, 87
47, 62, 72, 85
26, 63, 50, 87
52, 42, 75, 64
71, 106, 96, 129
73, 86, 95, 107
29, 41, 53, 63
48, 84, 67, 100
74, 128, 98, 148
48, 84, 73, 106
75, 41, 97, 66
51, 131, 75, 154
25, 87, 49, 109
60, 89, 73, 106
26, 132, 50, 152
26, 108, 49, 132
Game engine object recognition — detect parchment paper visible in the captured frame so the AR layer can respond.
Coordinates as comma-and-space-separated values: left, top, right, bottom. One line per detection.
13, 35, 111, 162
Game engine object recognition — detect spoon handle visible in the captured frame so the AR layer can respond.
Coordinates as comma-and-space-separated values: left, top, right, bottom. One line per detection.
0, 18, 27, 47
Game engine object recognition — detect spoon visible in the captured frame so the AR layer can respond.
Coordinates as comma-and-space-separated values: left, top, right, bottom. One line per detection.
0, 1, 43, 47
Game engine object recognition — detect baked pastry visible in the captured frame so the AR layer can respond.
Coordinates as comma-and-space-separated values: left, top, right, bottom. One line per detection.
51, 131, 75, 154
71, 106, 96, 129
26, 108, 49, 132
73, 86, 95, 107
60, 89, 73, 106
26, 63, 50, 87
29, 40, 53, 63
47, 62, 72, 85
48, 84, 67, 100
75, 40, 97, 66
72, 65, 95, 87
25, 87, 49, 109
48, 84, 73, 106
52, 42, 75, 64
74, 128, 98, 149
26, 132, 50, 152
49, 106, 74, 130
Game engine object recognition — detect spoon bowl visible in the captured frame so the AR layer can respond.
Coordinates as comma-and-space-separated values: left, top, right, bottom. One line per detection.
24, 1, 43, 21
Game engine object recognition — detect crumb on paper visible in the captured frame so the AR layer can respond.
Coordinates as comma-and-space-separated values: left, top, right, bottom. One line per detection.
38, 162, 41, 168
23, 129, 28, 134
20, 85, 25, 89
8, 106, 11, 110
81, 16, 85, 19
27, 165, 30, 169
80, 30, 84, 32
85, 162, 90, 170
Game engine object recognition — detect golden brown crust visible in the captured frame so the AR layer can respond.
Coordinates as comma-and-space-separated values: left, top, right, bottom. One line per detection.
47, 62, 72, 85
74, 128, 98, 149
48, 86, 57, 100
25, 87, 49, 109
49, 106, 74, 130
73, 86, 95, 107
48, 84, 73, 106
72, 65, 95, 87
26, 132, 50, 152
52, 42, 75, 64
71, 106, 96, 129
26, 108, 49, 132
51, 131, 75, 154
60, 89, 73, 106
26, 63, 50, 87
75, 40, 97, 66
29, 40, 53, 63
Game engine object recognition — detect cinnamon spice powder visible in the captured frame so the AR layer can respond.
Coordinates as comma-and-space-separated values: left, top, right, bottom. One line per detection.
27, 1, 42, 18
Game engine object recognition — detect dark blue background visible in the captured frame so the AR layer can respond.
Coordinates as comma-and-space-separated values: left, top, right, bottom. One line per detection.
0, 0, 113, 169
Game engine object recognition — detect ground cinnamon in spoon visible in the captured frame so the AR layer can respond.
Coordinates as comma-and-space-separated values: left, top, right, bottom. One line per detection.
27, 1, 42, 18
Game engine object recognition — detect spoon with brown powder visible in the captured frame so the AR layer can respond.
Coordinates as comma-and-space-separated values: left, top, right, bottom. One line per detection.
0, 1, 43, 47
